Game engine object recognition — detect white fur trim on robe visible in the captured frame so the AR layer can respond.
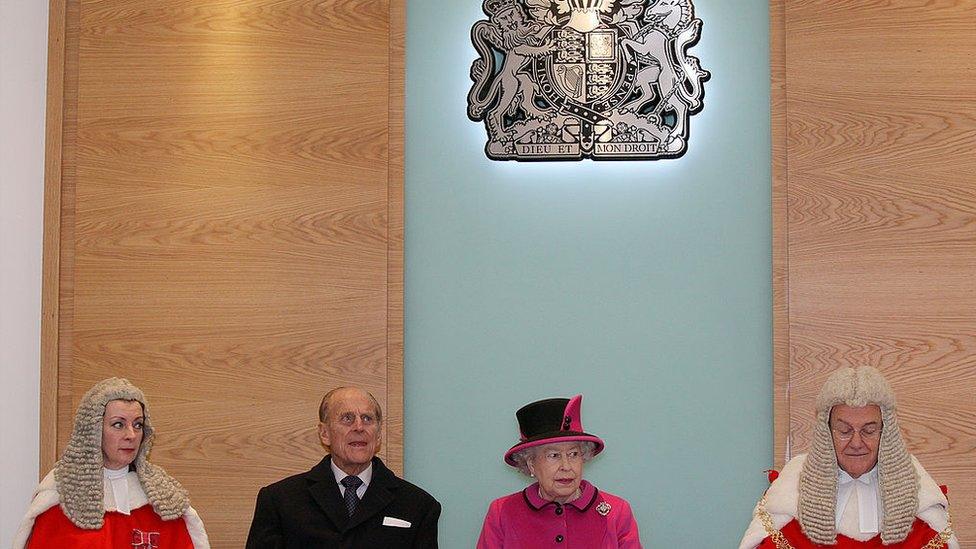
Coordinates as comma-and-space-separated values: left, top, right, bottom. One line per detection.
738, 454, 959, 549
11, 470, 211, 549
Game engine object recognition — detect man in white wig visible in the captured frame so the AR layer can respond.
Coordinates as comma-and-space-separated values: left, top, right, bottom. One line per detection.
739, 366, 958, 549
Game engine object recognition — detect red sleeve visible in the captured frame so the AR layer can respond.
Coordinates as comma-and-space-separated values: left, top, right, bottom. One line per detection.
25, 506, 82, 549
613, 498, 642, 548
476, 499, 506, 549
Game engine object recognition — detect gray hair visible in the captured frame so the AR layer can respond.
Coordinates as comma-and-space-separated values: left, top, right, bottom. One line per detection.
798, 367, 917, 545
55, 377, 190, 529
509, 441, 598, 476
318, 387, 384, 455
318, 386, 383, 424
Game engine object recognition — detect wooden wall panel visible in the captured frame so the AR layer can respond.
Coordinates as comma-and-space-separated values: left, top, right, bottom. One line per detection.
385, 0, 405, 466
43, 1, 404, 547
40, 0, 67, 477
774, 1, 976, 545
769, 0, 790, 469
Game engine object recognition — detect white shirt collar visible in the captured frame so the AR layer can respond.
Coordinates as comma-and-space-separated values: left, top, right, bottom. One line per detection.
103, 467, 132, 515
104, 466, 128, 479
330, 460, 373, 499
836, 465, 880, 536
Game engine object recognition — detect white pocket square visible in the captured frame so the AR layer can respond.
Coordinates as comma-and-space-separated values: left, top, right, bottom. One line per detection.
383, 516, 412, 528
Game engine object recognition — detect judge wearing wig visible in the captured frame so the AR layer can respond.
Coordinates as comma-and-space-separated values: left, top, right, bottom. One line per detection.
12, 377, 209, 549
739, 367, 958, 549
477, 394, 642, 548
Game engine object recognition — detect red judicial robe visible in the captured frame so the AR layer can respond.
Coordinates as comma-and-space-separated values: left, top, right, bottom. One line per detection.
26, 504, 195, 549
757, 518, 945, 549
740, 454, 956, 549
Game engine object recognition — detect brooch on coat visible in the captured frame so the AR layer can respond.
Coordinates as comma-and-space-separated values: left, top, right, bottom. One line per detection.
595, 501, 611, 516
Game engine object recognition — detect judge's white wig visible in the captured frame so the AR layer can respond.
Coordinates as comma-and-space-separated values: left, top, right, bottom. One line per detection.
54, 377, 190, 529
797, 367, 918, 545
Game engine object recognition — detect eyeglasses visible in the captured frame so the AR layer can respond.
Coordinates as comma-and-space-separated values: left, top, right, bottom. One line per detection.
540, 449, 584, 463
830, 425, 881, 441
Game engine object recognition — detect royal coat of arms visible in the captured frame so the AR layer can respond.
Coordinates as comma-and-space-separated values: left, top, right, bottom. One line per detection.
467, 0, 709, 161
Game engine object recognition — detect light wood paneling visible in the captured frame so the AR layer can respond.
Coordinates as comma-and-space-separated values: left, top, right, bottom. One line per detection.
44, 1, 404, 547
774, 1, 976, 545
385, 0, 405, 474
769, 0, 790, 468
55, 0, 82, 476
40, 0, 67, 478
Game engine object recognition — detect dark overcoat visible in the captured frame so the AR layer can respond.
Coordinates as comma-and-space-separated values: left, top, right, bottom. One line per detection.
245, 456, 440, 548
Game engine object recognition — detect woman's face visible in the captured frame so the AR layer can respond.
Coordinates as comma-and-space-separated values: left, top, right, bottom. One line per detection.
101, 399, 145, 470
527, 441, 584, 504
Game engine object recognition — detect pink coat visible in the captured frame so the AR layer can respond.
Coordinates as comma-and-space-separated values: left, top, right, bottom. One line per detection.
477, 480, 642, 548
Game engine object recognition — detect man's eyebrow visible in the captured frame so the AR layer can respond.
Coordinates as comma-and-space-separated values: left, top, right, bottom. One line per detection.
831, 419, 880, 428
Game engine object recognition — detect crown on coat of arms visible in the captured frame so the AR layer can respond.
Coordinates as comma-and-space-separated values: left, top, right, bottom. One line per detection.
564, 0, 615, 32
484, 0, 519, 16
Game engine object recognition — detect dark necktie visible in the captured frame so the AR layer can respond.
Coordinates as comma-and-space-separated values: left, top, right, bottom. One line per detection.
340, 475, 363, 516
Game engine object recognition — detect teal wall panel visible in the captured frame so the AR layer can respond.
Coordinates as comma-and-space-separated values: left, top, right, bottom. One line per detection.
405, 1, 771, 546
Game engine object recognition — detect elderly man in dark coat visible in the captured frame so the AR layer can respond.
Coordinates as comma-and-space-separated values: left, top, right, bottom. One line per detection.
245, 387, 440, 548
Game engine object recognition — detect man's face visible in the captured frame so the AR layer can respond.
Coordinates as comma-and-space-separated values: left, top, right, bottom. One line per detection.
830, 404, 882, 478
318, 388, 381, 475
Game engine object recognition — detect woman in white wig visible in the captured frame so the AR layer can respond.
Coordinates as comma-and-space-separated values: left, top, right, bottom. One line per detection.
13, 377, 209, 549
739, 366, 957, 549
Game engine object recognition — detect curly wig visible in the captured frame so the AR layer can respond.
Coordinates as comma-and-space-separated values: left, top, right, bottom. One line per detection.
54, 377, 190, 529
797, 367, 918, 545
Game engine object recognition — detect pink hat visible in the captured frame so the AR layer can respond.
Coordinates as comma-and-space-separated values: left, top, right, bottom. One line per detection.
504, 394, 605, 466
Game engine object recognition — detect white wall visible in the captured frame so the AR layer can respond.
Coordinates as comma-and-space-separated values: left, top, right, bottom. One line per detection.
0, 0, 47, 544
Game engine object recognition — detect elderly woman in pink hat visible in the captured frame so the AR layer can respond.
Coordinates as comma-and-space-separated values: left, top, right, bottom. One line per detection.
477, 394, 643, 548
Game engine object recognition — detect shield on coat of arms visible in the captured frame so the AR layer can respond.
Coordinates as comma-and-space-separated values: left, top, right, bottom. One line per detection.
467, 0, 710, 161
542, 28, 622, 104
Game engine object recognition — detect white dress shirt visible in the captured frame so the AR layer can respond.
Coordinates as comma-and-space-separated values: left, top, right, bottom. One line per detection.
836, 465, 880, 540
331, 461, 372, 500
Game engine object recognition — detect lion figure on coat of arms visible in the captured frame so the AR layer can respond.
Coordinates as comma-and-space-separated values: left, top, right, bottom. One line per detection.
468, 0, 556, 146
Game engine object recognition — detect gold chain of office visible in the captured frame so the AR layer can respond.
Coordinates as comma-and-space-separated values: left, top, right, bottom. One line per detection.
755, 494, 954, 549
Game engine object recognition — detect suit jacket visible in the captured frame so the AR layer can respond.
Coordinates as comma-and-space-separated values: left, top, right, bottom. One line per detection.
245, 456, 440, 549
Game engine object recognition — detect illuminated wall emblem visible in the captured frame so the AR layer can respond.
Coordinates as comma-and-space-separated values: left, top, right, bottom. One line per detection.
467, 0, 709, 161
